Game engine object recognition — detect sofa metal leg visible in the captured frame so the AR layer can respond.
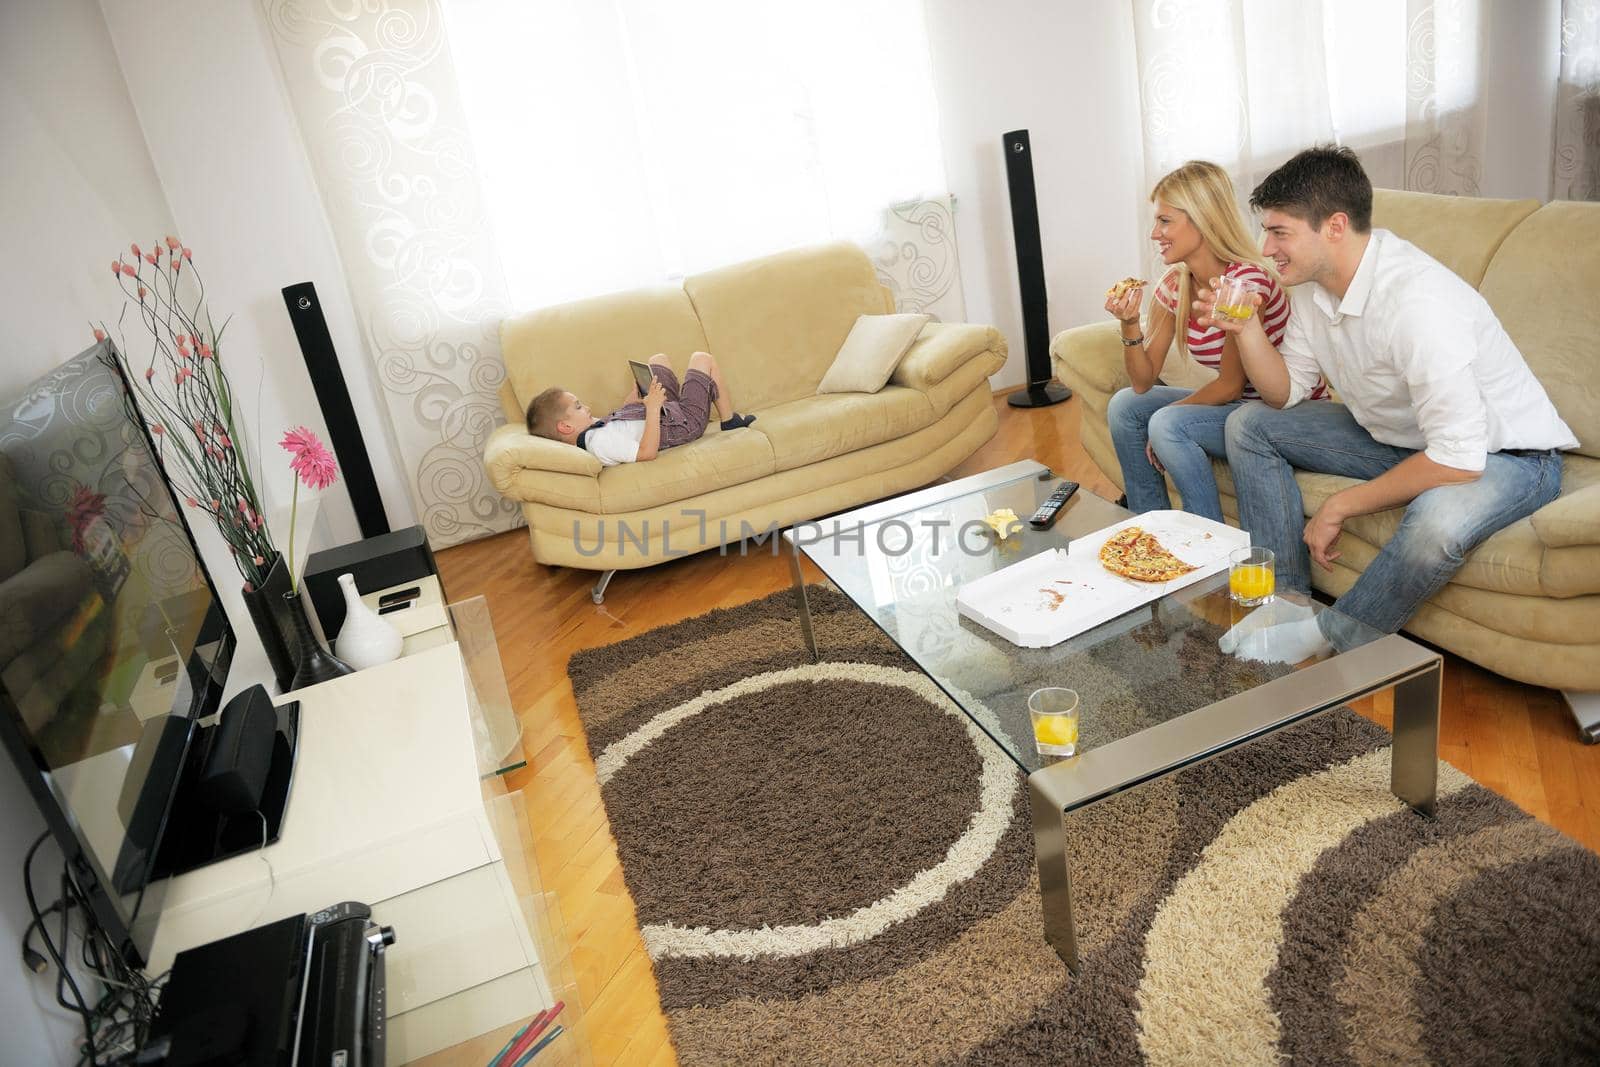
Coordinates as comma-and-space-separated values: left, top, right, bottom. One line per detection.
1561, 690, 1600, 744
591, 569, 617, 605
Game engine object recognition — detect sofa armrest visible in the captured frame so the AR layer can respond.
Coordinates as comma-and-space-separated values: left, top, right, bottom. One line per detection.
484, 422, 601, 495
1050, 321, 1129, 407
1530, 482, 1600, 548
890, 322, 1005, 391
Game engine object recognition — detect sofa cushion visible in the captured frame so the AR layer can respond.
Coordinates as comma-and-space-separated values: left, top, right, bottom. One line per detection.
500, 285, 710, 421
1371, 189, 1539, 288
817, 313, 930, 394
596, 428, 775, 514
1479, 200, 1600, 460
1214, 454, 1600, 598
754, 386, 935, 472
921, 348, 1007, 420
892, 322, 1005, 392
683, 241, 895, 411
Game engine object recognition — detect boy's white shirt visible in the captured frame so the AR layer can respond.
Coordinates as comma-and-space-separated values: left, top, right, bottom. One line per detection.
581, 419, 647, 466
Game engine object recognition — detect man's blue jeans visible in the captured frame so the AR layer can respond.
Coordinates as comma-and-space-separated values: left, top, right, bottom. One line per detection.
1224, 400, 1564, 636
1107, 386, 1239, 522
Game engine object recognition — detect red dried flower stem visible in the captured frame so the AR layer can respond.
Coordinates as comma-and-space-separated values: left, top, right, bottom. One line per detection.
103, 246, 275, 584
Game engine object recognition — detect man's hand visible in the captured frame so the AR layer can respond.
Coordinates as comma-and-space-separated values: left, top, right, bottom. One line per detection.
643, 378, 667, 413
1303, 496, 1347, 571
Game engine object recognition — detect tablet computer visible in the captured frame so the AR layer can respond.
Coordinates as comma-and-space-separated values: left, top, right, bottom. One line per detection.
628, 360, 655, 398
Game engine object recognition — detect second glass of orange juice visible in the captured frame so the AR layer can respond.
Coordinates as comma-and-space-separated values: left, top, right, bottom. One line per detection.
1028, 687, 1080, 758
1229, 546, 1275, 606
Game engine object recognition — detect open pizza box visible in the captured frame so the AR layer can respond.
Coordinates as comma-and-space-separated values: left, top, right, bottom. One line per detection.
956, 511, 1250, 648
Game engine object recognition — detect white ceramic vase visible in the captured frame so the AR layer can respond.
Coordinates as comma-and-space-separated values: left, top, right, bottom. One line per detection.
333, 572, 403, 670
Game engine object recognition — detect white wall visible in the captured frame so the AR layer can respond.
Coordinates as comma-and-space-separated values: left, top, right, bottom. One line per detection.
0, 779, 79, 1067
922, 1, 1146, 391
0, 0, 179, 390
1481, 0, 1561, 200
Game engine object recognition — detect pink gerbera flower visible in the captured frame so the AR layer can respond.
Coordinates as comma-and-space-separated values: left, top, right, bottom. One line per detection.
280, 426, 338, 490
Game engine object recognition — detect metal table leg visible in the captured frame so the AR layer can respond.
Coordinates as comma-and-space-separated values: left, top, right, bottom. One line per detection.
788, 540, 819, 662
1029, 773, 1080, 972
1561, 690, 1600, 745
1390, 659, 1441, 816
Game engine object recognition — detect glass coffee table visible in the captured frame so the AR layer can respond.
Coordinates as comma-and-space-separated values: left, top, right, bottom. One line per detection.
781, 460, 1442, 971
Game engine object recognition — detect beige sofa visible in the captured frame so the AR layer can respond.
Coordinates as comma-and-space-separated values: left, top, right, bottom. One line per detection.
485, 241, 1007, 596
1051, 190, 1600, 692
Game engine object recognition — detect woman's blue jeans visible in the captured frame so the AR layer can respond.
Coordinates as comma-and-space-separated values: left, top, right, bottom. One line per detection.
1107, 386, 1239, 523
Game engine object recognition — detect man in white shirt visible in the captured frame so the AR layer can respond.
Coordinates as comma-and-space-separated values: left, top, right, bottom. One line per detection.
1204, 146, 1575, 659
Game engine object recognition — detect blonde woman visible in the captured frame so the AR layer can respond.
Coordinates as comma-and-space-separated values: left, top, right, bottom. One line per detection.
1103, 160, 1318, 521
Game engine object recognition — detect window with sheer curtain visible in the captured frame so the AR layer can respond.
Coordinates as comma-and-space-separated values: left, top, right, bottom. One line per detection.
1132, 0, 1489, 201
444, 0, 948, 310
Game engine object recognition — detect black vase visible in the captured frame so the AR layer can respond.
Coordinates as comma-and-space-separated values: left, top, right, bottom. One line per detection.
241, 553, 297, 691
284, 590, 353, 690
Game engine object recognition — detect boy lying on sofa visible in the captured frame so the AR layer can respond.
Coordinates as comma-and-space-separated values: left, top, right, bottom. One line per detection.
525, 351, 755, 466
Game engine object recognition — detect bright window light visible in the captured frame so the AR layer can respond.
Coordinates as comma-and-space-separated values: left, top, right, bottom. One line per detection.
444, 0, 948, 310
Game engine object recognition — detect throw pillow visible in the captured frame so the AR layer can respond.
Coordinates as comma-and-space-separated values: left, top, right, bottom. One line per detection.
815, 313, 931, 394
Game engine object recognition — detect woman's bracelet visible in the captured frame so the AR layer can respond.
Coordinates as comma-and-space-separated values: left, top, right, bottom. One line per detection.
1120, 333, 1144, 347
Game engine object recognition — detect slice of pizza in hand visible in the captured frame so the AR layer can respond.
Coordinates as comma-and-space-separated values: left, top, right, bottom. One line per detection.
1098, 525, 1198, 583
1105, 276, 1149, 300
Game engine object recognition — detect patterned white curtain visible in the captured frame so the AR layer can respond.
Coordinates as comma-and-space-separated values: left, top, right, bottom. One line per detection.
262, 1, 519, 547
870, 196, 967, 324
261, 0, 955, 548
1402, 0, 1489, 195
1131, 0, 1488, 268
1554, 0, 1600, 200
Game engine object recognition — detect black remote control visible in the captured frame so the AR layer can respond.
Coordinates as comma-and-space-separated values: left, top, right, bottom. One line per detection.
1028, 481, 1080, 530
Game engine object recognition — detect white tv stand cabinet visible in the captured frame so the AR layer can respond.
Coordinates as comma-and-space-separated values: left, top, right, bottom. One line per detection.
146, 637, 557, 1064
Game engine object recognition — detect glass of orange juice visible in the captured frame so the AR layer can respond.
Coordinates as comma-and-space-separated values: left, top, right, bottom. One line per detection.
1213, 275, 1260, 322
1028, 687, 1080, 758
1229, 546, 1275, 606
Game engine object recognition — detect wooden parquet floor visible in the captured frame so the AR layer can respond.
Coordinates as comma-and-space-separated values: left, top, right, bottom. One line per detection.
433, 391, 1600, 1067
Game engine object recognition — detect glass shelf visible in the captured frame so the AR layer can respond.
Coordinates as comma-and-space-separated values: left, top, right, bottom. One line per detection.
447, 596, 527, 778
399, 788, 591, 1066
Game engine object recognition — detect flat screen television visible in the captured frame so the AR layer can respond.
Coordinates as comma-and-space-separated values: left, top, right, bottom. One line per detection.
0, 342, 235, 966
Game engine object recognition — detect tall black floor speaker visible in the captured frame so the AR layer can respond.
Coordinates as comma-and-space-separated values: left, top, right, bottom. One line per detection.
282, 282, 391, 539
1002, 130, 1071, 408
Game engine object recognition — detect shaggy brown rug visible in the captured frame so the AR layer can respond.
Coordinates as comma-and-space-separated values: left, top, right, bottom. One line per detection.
567, 586, 1600, 1066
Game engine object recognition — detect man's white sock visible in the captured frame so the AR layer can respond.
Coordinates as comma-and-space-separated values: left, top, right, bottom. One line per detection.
1218, 600, 1331, 666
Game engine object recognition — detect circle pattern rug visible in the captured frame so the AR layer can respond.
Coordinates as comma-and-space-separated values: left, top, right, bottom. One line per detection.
567, 586, 1600, 1065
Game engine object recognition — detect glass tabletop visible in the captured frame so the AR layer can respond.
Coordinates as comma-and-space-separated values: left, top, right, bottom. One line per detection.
784, 461, 1389, 777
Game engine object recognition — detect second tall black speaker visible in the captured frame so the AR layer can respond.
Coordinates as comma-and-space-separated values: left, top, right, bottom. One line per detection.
1002, 130, 1070, 409
282, 282, 391, 539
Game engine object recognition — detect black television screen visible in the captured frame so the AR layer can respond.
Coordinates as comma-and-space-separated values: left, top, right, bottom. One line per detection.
0, 342, 233, 965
